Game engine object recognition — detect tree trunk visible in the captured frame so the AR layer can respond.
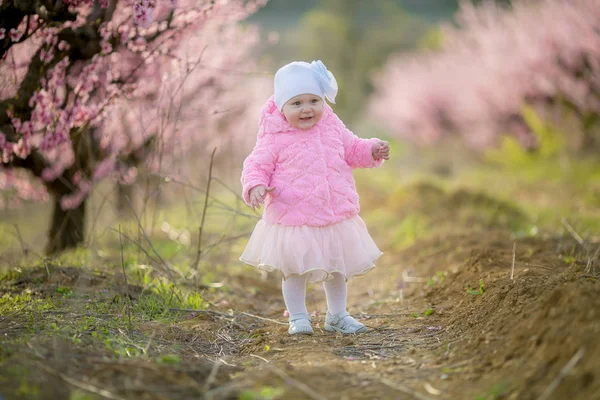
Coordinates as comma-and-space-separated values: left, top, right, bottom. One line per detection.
45, 195, 87, 254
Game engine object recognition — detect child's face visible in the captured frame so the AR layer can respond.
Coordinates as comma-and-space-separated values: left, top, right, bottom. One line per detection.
281, 94, 324, 130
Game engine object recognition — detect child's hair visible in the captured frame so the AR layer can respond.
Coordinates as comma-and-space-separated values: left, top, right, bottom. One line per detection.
274, 60, 338, 110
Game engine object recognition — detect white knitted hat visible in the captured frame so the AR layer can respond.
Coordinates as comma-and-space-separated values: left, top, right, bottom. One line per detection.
273, 60, 338, 110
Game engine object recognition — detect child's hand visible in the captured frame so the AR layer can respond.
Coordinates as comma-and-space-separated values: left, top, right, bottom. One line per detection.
372, 141, 390, 160
249, 185, 275, 211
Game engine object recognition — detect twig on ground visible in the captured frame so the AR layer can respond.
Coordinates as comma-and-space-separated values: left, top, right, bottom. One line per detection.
380, 377, 435, 400
26, 341, 47, 360
36, 362, 127, 400
193, 147, 217, 271
250, 354, 269, 363
424, 382, 442, 396
169, 308, 231, 318
538, 347, 585, 400
561, 218, 584, 245
143, 329, 156, 355
168, 308, 246, 329
203, 380, 242, 400
238, 311, 287, 326
43, 258, 51, 278
511, 240, 516, 280
580, 274, 599, 280
202, 361, 221, 392
43, 311, 115, 318
269, 364, 327, 400
585, 244, 600, 274
168, 308, 278, 329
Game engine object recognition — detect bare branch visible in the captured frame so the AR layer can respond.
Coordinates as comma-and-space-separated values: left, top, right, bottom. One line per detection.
193, 147, 217, 270
118, 225, 133, 330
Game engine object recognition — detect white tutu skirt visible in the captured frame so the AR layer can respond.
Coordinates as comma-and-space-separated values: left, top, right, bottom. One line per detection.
240, 215, 382, 283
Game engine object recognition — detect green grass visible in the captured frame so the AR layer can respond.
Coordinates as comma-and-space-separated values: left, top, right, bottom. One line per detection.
0, 292, 55, 315
466, 279, 486, 296
239, 385, 285, 400
474, 383, 508, 400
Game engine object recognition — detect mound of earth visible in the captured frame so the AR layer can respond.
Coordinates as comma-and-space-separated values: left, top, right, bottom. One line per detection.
1, 229, 598, 399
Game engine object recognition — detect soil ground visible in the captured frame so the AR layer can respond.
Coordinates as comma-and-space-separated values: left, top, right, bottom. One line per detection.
1, 225, 599, 400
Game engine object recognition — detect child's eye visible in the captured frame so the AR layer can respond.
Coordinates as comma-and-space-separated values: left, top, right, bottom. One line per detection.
293, 101, 301, 106
311, 99, 319, 103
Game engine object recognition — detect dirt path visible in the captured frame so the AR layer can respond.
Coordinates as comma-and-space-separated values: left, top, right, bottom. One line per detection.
1, 229, 599, 400
217, 230, 600, 400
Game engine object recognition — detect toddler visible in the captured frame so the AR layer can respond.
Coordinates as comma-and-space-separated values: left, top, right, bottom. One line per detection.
240, 60, 390, 335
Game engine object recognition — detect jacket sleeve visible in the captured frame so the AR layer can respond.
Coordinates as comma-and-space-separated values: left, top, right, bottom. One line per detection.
241, 131, 277, 205
340, 125, 384, 169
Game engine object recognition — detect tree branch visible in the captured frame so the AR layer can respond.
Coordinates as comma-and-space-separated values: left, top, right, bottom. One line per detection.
0, 0, 77, 60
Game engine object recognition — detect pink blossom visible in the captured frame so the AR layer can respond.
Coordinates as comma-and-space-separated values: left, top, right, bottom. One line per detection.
11, 118, 22, 133
0, 29, 5, 40
58, 41, 70, 51
42, 166, 61, 182
370, 0, 600, 150
93, 157, 116, 180
2, 143, 14, 163
13, 138, 31, 159
44, 32, 58, 47
40, 48, 54, 64
99, 23, 113, 40
1, 0, 266, 214
18, 121, 33, 137
71, 105, 88, 127
72, 171, 82, 184
28, 15, 39, 31
117, 167, 138, 185
60, 179, 91, 210
28, 91, 45, 108
101, 41, 113, 54
133, 0, 156, 28
134, 8, 154, 29
9, 29, 23, 42
63, 0, 93, 6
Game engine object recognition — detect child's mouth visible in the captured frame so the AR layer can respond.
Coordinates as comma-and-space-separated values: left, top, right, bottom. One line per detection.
300, 117, 313, 121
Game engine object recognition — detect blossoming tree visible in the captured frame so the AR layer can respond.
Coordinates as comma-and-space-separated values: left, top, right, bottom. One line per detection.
370, 0, 599, 151
0, 0, 267, 253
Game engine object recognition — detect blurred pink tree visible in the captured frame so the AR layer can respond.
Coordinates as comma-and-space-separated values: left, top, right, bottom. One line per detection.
370, 0, 599, 151
0, 0, 268, 253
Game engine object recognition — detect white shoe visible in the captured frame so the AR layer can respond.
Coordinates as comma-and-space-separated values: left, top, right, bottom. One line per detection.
288, 313, 314, 335
325, 311, 368, 334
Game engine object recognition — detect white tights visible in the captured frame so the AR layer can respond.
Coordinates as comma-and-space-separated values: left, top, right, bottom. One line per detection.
282, 273, 347, 317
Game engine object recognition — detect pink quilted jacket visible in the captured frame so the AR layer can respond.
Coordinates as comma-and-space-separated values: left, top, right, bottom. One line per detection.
241, 96, 383, 226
